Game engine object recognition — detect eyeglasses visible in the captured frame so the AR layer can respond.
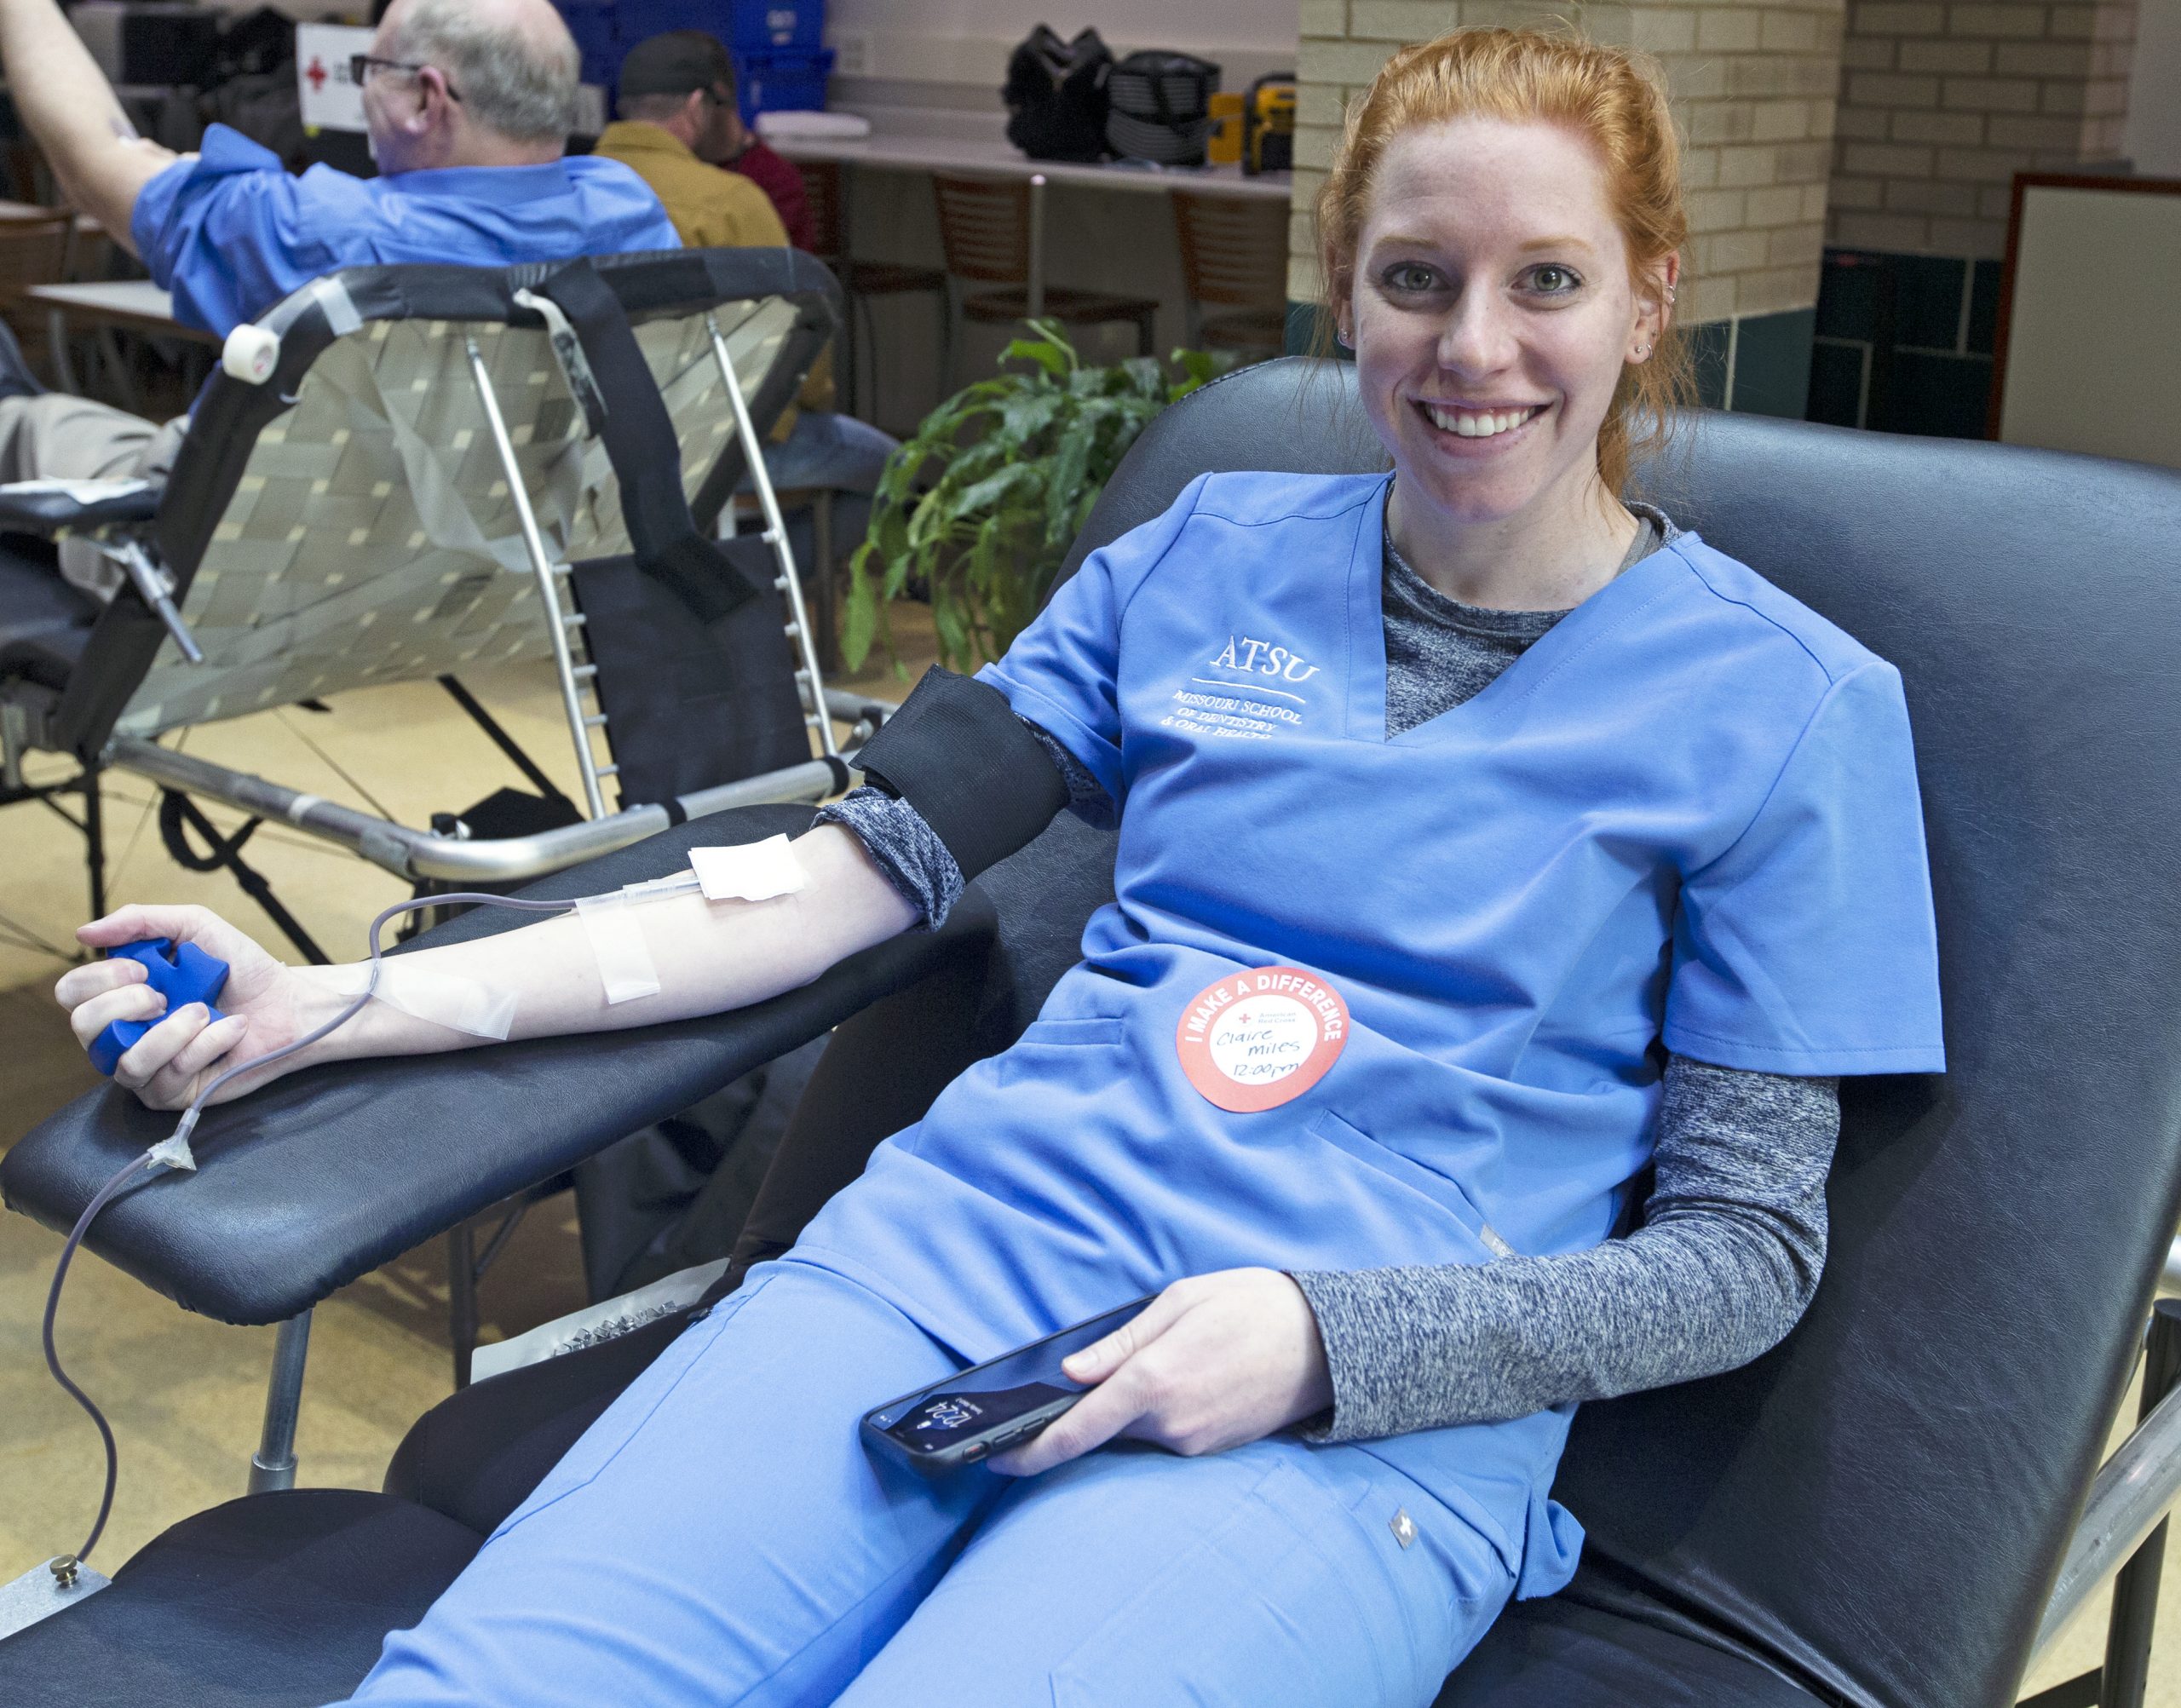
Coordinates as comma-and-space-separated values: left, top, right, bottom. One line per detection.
349, 55, 463, 101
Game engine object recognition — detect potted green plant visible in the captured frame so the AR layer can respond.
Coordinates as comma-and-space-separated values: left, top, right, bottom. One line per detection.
843, 322, 1228, 673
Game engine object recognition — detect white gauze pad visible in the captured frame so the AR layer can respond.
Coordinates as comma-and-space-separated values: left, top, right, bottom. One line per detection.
334, 961, 520, 1041
688, 835, 808, 903
576, 891, 661, 1004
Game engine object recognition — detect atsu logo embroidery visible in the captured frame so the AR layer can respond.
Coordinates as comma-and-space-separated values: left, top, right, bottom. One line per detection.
1208, 635, 1321, 681
1160, 635, 1322, 742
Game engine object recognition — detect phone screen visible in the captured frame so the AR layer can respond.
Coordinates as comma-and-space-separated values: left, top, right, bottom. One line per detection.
866, 1297, 1152, 1458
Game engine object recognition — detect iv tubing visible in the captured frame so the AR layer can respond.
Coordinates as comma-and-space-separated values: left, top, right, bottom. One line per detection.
42, 889, 582, 1563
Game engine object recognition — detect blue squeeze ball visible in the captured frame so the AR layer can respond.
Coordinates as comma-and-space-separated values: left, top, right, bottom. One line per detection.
89, 939, 231, 1078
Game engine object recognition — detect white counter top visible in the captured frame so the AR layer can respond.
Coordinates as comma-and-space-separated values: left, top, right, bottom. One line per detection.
770, 125, 1292, 202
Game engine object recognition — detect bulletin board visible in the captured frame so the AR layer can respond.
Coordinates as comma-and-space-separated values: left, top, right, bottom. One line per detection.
1989, 174, 2181, 470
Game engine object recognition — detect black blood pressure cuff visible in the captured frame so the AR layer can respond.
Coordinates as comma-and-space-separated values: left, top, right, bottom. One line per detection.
853, 668, 1070, 881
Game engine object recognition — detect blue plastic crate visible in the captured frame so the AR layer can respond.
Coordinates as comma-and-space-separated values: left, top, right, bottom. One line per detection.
739, 47, 834, 121
553, 0, 621, 89
615, 0, 731, 51
730, 0, 824, 53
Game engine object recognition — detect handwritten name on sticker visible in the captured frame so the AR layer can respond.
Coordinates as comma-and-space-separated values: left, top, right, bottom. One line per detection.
1176, 966, 1349, 1113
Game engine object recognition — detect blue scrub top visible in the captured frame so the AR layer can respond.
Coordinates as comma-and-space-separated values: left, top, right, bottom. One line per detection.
793, 470, 1944, 1598
130, 124, 682, 338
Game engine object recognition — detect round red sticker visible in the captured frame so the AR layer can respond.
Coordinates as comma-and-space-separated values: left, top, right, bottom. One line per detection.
1175, 966, 1349, 1113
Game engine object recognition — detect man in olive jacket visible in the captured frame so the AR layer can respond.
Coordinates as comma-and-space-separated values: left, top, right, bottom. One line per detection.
594, 29, 895, 568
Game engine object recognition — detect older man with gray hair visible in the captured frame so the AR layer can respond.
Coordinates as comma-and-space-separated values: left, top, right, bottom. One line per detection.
0, 0, 677, 486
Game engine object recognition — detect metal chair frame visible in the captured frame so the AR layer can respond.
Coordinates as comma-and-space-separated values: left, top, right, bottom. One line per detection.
2019, 1288, 2181, 1708
1, 261, 883, 958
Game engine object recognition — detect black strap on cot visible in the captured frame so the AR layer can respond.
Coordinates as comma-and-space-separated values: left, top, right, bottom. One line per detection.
854, 667, 1069, 881
530, 259, 762, 623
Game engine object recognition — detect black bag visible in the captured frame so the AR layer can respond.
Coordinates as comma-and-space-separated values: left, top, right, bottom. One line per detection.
1002, 25, 1113, 163
1107, 49, 1222, 167
210, 6, 296, 81
199, 67, 304, 170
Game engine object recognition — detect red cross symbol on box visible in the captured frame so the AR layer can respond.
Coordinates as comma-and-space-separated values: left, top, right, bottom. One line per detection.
306, 57, 327, 90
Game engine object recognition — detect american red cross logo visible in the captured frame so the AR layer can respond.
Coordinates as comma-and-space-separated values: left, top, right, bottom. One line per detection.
306, 57, 327, 90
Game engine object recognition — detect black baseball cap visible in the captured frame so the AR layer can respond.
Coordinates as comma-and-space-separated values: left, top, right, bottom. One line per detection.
617, 31, 736, 102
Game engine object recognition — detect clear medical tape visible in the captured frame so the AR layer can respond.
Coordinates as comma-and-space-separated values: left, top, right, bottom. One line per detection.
328, 959, 519, 1041
576, 889, 661, 1005
309, 275, 364, 338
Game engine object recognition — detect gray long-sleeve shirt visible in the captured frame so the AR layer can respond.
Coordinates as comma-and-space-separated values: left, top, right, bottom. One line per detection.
820, 507, 1841, 1442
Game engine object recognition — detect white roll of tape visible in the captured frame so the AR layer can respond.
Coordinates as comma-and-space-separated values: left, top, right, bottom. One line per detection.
221, 324, 281, 385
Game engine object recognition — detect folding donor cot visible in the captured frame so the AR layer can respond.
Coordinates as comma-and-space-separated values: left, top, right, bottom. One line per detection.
0, 248, 878, 955
4, 362, 2181, 1708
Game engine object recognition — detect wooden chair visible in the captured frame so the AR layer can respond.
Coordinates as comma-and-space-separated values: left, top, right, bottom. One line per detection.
0, 209, 74, 388
796, 158, 949, 421
1, 141, 46, 205
929, 172, 1159, 382
1171, 190, 1289, 360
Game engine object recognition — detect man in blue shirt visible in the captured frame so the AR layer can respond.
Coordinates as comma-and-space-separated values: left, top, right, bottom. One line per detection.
0, 0, 679, 487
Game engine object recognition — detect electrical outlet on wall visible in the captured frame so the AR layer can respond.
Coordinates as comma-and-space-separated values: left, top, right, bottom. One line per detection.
832, 31, 871, 77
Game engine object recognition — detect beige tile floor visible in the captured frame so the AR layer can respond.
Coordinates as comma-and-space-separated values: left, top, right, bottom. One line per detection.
0, 608, 2171, 1700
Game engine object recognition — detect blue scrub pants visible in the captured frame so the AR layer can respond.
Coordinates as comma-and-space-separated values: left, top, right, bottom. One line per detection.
342, 1262, 1516, 1707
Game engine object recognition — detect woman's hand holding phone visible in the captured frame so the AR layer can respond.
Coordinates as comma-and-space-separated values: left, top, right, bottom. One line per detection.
989, 1268, 1333, 1475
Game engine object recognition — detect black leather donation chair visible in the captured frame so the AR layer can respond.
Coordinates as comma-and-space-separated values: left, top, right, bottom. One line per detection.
4, 359, 2181, 1706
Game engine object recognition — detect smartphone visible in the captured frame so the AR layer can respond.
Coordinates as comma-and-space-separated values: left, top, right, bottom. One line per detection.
861, 1296, 1155, 1475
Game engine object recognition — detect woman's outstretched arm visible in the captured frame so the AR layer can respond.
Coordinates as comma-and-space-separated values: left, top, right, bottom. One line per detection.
55, 824, 918, 1111
57, 687, 1089, 1115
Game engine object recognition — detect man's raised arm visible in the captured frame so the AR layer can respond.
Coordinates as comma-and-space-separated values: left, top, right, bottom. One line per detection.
0, 0, 179, 249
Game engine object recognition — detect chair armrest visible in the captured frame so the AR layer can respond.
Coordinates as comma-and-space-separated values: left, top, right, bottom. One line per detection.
0, 804, 996, 1326
0, 479, 160, 533
2034, 1357, 2181, 1653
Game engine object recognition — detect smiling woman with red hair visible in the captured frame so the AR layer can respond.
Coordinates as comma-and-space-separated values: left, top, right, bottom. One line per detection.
1320, 26, 1695, 503
58, 28, 1943, 1707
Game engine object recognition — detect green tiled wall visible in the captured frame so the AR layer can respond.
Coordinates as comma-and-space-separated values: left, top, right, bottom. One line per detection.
1807, 249, 2001, 439
1687, 309, 1816, 419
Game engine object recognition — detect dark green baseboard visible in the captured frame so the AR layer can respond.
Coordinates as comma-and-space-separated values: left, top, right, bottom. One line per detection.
1687, 308, 1816, 419
1808, 248, 1999, 440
